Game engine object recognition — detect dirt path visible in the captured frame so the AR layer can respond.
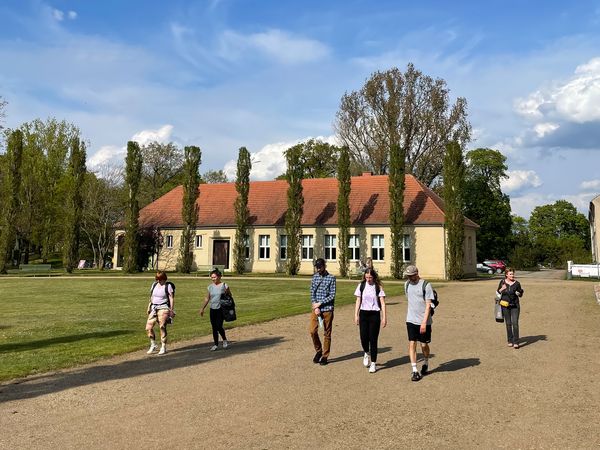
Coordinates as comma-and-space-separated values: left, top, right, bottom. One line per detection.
2, 277, 600, 449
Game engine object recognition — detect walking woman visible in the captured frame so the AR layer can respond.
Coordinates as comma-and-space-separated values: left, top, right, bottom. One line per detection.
200, 268, 230, 351
146, 271, 175, 355
497, 268, 524, 348
354, 268, 387, 373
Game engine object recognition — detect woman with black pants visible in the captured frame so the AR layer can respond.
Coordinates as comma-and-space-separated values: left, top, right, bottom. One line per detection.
200, 268, 230, 351
497, 268, 524, 349
354, 268, 387, 373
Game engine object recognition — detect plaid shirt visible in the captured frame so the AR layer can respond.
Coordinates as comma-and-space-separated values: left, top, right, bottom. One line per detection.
310, 271, 336, 312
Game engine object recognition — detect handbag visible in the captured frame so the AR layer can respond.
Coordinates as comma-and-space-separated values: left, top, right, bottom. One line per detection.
494, 300, 504, 323
220, 291, 237, 322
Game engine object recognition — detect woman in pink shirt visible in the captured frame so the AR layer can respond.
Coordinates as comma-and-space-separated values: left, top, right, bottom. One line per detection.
354, 268, 387, 373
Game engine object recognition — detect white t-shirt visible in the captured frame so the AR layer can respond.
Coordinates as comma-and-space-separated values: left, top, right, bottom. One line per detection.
405, 279, 434, 325
151, 282, 174, 306
353, 282, 386, 311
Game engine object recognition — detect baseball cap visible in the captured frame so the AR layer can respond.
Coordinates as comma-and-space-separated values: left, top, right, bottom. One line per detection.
403, 265, 418, 276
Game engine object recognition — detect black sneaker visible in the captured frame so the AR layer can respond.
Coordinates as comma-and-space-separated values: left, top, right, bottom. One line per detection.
313, 351, 322, 364
411, 371, 422, 382
421, 364, 428, 376
319, 357, 328, 366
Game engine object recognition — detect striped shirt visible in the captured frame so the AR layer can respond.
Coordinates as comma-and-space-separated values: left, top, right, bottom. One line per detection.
310, 271, 336, 312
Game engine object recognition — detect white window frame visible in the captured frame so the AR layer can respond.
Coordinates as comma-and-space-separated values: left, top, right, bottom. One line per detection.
280, 235, 288, 260
166, 235, 174, 249
195, 235, 203, 249
348, 234, 360, 261
259, 234, 271, 260
324, 234, 337, 261
302, 235, 314, 260
371, 234, 384, 261
403, 234, 411, 262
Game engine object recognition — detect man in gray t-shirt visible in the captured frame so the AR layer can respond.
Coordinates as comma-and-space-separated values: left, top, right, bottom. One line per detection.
404, 265, 434, 382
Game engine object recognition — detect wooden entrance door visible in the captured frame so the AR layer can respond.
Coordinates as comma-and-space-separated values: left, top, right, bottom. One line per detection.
212, 240, 230, 269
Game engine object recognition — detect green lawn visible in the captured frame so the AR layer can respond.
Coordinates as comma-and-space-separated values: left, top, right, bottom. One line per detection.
0, 277, 405, 382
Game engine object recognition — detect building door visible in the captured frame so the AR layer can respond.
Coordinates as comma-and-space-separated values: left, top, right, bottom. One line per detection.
212, 240, 230, 269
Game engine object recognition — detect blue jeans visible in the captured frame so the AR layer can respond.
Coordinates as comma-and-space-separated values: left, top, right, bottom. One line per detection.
502, 306, 520, 344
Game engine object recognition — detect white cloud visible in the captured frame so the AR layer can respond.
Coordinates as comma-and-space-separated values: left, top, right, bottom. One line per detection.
67, 11, 77, 20
52, 9, 64, 21
502, 170, 542, 193
88, 145, 124, 168
580, 179, 600, 190
533, 122, 559, 138
223, 135, 339, 181
131, 125, 174, 146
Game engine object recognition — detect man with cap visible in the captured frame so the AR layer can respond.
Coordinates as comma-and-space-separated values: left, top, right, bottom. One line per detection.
403, 265, 434, 381
309, 258, 336, 365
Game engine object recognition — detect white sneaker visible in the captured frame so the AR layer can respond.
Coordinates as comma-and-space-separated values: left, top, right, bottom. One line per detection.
363, 352, 369, 367
158, 345, 167, 355
369, 362, 377, 373
223, 340, 229, 349
210, 345, 218, 351
147, 343, 158, 354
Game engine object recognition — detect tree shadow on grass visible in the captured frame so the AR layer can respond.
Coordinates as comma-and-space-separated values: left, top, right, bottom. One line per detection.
0, 330, 134, 353
327, 347, 392, 364
518, 335, 547, 348
0, 336, 284, 403
428, 357, 480, 374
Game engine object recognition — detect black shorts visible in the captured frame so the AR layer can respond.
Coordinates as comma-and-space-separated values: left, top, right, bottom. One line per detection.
406, 322, 432, 343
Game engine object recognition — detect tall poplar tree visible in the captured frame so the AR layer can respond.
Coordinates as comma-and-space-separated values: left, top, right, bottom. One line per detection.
443, 141, 466, 280
123, 141, 143, 273
389, 143, 406, 279
233, 147, 251, 274
177, 146, 202, 273
63, 138, 87, 273
284, 144, 304, 275
0, 130, 23, 273
337, 146, 351, 277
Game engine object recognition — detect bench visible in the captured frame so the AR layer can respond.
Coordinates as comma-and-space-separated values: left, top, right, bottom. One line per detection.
8, 264, 53, 276
196, 264, 225, 275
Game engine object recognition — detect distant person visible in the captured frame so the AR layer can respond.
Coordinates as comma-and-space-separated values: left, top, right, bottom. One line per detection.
365, 257, 373, 271
146, 271, 175, 355
357, 259, 367, 273
200, 268, 230, 351
497, 268, 524, 348
354, 268, 387, 373
309, 258, 336, 365
404, 265, 434, 381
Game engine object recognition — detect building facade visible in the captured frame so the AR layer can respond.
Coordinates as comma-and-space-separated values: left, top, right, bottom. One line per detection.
113, 173, 479, 279
590, 194, 600, 263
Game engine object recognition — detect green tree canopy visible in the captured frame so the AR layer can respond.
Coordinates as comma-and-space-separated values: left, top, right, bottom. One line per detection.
201, 169, 228, 184
139, 141, 183, 207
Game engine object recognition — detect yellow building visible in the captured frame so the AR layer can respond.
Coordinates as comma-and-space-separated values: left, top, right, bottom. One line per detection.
590, 194, 600, 262
113, 173, 478, 279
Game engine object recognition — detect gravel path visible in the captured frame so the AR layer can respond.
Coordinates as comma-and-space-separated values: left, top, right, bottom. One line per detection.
2, 275, 599, 449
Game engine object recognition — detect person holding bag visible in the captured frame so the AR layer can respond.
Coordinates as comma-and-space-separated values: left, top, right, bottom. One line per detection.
497, 268, 524, 349
200, 268, 230, 351
354, 268, 387, 373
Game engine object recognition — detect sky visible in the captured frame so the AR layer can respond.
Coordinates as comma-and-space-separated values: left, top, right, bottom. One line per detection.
1, 0, 600, 219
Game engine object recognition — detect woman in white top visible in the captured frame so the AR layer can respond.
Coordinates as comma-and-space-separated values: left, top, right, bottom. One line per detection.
200, 268, 230, 351
146, 271, 174, 355
354, 268, 387, 373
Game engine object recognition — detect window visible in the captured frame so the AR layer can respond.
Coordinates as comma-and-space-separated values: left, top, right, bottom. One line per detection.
280, 235, 288, 260
348, 234, 360, 261
302, 235, 314, 260
371, 235, 384, 261
259, 235, 271, 259
244, 234, 250, 260
324, 235, 337, 260
403, 234, 411, 262
195, 235, 203, 248
467, 236, 473, 264
166, 235, 174, 249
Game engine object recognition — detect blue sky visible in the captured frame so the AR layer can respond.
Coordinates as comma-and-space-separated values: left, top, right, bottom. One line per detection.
1, 0, 600, 219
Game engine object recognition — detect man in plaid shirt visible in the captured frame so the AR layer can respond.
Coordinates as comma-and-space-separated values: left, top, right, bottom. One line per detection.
309, 258, 336, 365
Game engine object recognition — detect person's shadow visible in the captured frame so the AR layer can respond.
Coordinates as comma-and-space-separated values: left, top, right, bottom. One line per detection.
518, 334, 547, 348
428, 357, 480, 374
327, 347, 392, 364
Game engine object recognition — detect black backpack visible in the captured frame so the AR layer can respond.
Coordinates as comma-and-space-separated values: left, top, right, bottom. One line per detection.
359, 280, 382, 308
405, 280, 439, 315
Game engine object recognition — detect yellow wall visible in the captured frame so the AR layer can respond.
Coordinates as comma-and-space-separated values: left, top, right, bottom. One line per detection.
113, 224, 478, 279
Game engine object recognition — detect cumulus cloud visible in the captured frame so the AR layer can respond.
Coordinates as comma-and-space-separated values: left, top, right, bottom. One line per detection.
501, 170, 542, 193
580, 179, 600, 190
223, 135, 340, 181
131, 124, 174, 146
51, 8, 77, 21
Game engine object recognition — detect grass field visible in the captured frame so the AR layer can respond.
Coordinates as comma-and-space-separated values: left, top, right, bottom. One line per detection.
0, 276, 406, 382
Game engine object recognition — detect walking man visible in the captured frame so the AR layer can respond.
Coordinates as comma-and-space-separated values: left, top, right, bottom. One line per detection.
404, 265, 433, 381
309, 258, 336, 366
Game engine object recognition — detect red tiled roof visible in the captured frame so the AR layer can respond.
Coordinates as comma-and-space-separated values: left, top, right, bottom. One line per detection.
139, 174, 478, 228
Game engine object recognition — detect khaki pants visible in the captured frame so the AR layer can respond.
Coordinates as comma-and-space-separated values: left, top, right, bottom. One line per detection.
309, 311, 334, 358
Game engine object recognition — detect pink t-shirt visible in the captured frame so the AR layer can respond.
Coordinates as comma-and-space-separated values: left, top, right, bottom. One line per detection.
354, 282, 386, 311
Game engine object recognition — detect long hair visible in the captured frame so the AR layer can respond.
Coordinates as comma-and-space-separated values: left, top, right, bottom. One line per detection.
363, 268, 383, 289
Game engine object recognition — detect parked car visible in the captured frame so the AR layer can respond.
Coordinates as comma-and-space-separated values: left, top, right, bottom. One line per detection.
476, 263, 493, 274
482, 260, 506, 274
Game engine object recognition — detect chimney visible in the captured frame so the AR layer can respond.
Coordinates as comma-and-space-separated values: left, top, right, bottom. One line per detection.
362, 171, 373, 177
